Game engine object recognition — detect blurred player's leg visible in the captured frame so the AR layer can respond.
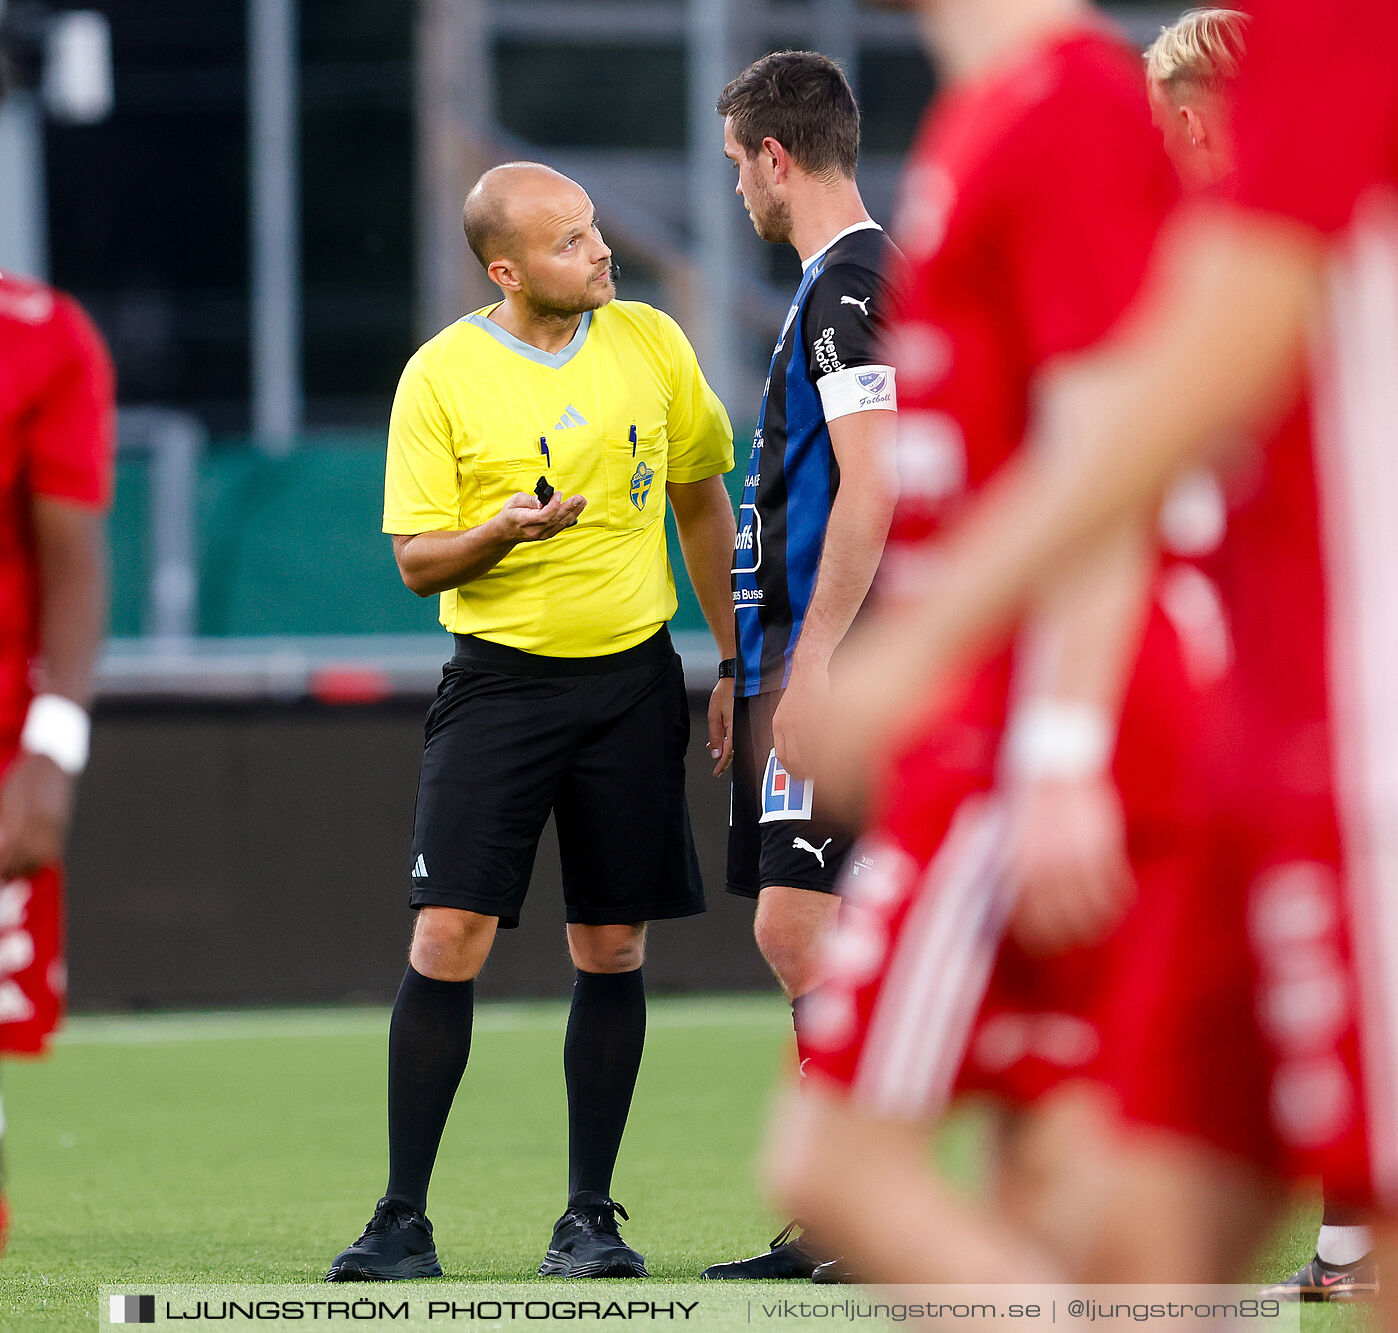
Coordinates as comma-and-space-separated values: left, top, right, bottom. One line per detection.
997, 1083, 1282, 1283
770, 1083, 1066, 1284
769, 804, 1074, 1285
776, 1051, 1283, 1289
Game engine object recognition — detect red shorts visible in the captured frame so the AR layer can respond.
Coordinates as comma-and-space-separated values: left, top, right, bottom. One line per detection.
802, 795, 1212, 1112
0, 864, 65, 1056
1099, 790, 1368, 1199
803, 606, 1376, 1201
0, 744, 66, 1057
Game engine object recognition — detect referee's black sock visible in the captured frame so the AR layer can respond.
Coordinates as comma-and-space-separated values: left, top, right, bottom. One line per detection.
564, 967, 646, 1205
384, 966, 474, 1214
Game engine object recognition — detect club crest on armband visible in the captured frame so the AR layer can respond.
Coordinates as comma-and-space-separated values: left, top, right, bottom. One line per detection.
630, 460, 655, 510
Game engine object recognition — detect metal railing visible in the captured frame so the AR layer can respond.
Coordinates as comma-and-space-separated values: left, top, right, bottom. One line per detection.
115, 406, 205, 645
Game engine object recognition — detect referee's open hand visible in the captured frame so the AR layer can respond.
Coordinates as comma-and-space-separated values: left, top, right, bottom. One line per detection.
497, 490, 586, 542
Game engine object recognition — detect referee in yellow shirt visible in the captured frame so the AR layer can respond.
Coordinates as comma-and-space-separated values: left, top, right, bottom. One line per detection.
326, 163, 737, 1282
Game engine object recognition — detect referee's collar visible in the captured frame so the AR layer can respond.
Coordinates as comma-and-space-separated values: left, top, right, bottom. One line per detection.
461, 308, 594, 367
801, 220, 883, 273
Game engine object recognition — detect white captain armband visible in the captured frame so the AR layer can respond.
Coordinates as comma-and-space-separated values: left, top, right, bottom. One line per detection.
21, 693, 91, 776
816, 364, 897, 422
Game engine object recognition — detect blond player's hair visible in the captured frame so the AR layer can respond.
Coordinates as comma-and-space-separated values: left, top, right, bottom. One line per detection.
1146, 8, 1250, 91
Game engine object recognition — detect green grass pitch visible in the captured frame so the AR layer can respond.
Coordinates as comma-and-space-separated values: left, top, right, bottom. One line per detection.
0, 995, 1368, 1329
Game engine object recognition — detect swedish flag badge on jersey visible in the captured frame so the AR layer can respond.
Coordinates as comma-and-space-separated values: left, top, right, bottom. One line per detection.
630, 460, 655, 510
759, 748, 814, 823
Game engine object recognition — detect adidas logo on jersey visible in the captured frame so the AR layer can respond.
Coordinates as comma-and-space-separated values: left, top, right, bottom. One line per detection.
554, 405, 588, 429
412, 854, 428, 879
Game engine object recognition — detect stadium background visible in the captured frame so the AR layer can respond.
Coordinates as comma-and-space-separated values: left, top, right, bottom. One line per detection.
3, 0, 1179, 1010
0, 6, 1351, 1324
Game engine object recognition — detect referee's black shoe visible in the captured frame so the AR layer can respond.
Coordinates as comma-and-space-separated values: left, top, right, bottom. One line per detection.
538, 1197, 648, 1278
700, 1223, 824, 1280
324, 1197, 443, 1281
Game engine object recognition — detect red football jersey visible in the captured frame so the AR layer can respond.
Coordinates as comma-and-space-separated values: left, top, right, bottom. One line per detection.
809, 12, 1391, 1196
875, 26, 1182, 848
0, 274, 111, 1059
0, 273, 115, 737
1221, 0, 1398, 783
1206, 401, 1334, 810
1231, 0, 1398, 237
886, 27, 1176, 543
1226, 0, 1398, 1199
1221, 0, 1398, 810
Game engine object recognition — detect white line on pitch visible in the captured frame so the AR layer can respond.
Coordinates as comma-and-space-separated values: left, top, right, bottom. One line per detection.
54, 995, 788, 1046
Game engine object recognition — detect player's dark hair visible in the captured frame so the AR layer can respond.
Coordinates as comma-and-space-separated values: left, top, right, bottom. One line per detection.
717, 50, 859, 179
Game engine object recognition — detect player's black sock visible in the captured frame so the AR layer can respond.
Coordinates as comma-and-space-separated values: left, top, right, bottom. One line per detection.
384, 966, 474, 1214
564, 967, 646, 1204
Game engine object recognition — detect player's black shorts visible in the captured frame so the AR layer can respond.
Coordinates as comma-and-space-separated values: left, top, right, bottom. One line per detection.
726, 689, 853, 899
409, 626, 704, 928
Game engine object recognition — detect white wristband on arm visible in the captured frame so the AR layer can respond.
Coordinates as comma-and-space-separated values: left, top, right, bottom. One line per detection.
20, 694, 91, 776
1002, 699, 1114, 783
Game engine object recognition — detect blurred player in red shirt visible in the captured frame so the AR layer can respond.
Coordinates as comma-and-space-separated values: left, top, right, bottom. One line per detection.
805, 0, 1398, 1296
761, 0, 1276, 1285
1149, 10, 1374, 1300
0, 268, 115, 1252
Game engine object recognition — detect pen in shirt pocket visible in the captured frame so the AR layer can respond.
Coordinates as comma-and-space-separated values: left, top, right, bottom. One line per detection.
629, 424, 637, 457
539, 434, 551, 468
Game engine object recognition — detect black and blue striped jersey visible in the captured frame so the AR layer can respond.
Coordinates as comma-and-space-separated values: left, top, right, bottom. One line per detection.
733, 223, 898, 697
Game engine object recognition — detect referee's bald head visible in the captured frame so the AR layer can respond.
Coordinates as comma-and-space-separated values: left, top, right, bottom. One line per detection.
464, 161, 579, 269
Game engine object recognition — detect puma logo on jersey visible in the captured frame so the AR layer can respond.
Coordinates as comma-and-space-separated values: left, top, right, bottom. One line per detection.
840, 295, 871, 316
793, 836, 833, 867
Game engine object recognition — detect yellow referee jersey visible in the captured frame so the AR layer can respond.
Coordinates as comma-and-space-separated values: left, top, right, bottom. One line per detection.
383, 299, 733, 656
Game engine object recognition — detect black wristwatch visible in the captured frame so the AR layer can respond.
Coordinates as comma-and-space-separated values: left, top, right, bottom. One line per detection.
717, 658, 736, 679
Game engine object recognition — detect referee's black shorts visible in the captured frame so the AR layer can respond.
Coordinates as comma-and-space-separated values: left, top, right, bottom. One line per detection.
408, 626, 704, 929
